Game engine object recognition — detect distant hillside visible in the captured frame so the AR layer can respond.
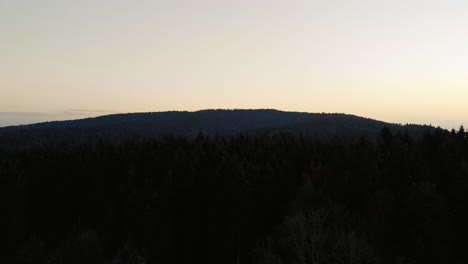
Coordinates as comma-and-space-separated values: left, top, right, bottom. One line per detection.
0, 109, 430, 147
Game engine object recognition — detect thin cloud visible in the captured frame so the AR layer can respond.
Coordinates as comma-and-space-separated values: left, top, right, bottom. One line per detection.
56, 109, 116, 115
0, 109, 116, 127
0, 112, 54, 117
0, 112, 55, 127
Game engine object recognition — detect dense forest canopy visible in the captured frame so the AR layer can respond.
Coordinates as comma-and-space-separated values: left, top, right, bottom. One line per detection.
1, 112, 467, 264
0, 110, 412, 147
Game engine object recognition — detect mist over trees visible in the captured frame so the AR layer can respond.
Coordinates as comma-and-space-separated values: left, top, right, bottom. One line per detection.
2, 116, 467, 263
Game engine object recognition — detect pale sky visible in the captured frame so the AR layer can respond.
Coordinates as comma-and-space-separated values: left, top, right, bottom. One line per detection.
1, 0, 467, 129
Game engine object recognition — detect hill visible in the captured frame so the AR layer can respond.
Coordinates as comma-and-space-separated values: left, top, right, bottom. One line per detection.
0, 109, 427, 147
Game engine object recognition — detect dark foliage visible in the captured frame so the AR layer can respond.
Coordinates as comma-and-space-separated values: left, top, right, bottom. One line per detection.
0, 110, 398, 147
2, 124, 467, 264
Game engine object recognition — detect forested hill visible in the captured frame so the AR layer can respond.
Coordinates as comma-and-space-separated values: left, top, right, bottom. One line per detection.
2, 110, 465, 264
0, 109, 423, 146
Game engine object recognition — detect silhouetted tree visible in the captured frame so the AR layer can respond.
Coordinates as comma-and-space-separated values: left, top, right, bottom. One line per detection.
2, 126, 468, 264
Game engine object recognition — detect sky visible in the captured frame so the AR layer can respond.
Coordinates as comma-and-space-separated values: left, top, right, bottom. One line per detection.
1, 0, 467, 129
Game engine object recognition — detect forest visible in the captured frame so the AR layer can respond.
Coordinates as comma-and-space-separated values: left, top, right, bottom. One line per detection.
0, 110, 393, 147
2, 125, 468, 264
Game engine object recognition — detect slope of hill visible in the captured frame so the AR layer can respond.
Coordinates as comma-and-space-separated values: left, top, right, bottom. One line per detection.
0, 109, 421, 147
